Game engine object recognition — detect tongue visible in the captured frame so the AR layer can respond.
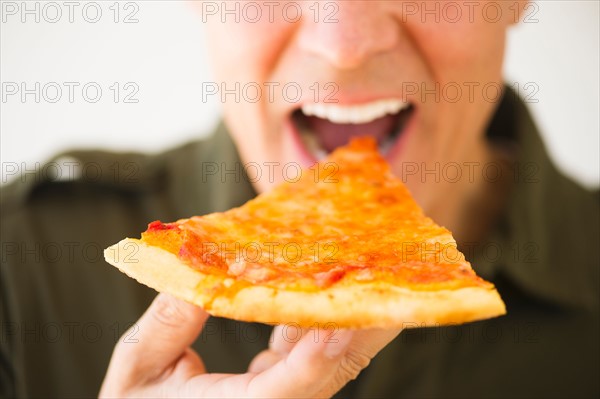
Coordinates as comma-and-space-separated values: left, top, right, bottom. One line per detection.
306, 114, 397, 152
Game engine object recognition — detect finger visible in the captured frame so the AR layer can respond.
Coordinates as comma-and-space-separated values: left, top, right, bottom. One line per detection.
349, 328, 401, 358
248, 328, 355, 398
172, 347, 208, 380
247, 350, 283, 373
248, 325, 307, 374
269, 324, 310, 354
249, 324, 311, 373
107, 293, 210, 382
315, 328, 402, 398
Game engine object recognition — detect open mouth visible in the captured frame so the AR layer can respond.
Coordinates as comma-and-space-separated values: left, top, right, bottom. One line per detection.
291, 99, 415, 161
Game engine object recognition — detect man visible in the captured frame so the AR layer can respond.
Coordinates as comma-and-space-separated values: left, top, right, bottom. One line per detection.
2, 1, 598, 398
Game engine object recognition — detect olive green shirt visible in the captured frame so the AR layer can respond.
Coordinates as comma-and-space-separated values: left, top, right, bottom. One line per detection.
1, 92, 598, 398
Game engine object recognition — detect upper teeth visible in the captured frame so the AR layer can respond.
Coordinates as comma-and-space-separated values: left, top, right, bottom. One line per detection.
301, 99, 409, 124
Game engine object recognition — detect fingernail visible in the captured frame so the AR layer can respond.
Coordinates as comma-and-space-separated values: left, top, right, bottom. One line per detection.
324, 330, 354, 358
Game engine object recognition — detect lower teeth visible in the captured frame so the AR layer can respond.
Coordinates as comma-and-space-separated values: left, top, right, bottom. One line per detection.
299, 127, 328, 160
300, 127, 396, 160
378, 134, 396, 155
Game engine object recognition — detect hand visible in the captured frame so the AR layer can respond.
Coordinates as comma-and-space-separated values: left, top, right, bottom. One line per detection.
99, 293, 401, 398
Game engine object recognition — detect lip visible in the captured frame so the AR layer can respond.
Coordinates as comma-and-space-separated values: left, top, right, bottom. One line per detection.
385, 105, 418, 161
284, 102, 418, 167
284, 117, 318, 167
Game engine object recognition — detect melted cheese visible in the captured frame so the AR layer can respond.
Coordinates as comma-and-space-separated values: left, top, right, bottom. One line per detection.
142, 138, 490, 292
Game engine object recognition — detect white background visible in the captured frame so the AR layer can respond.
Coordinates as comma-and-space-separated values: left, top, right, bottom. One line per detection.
1, 1, 598, 187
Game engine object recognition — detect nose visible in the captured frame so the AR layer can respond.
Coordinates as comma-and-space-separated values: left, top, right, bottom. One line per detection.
296, 1, 400, 70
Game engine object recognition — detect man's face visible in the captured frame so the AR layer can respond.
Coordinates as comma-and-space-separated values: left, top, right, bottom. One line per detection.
203, 1, 521, 223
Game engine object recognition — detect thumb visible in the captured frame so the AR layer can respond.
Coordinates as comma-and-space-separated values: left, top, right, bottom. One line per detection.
107, 293, 209, 382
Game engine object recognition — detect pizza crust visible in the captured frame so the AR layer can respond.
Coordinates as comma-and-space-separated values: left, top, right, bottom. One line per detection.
105, 238, 506, 329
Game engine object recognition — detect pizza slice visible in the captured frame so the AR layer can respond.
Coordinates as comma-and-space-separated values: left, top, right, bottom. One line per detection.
104, 138, 505, 329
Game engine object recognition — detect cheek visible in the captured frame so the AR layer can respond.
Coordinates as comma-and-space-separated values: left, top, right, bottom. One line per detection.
203, 21, 296, 157
204, 22, 295, 83
399, 3, 510, 83
203, 19, 298, 144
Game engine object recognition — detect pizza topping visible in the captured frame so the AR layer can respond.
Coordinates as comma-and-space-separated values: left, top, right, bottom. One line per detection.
140, 138, 491, 292
147, 220, 178, 231
314, 267, 346, 288
142, 220, 489, 292
227, 260, 246, 276
221, 260, 274, 283
354, 268, 375, 282
240, 263, 277, 284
